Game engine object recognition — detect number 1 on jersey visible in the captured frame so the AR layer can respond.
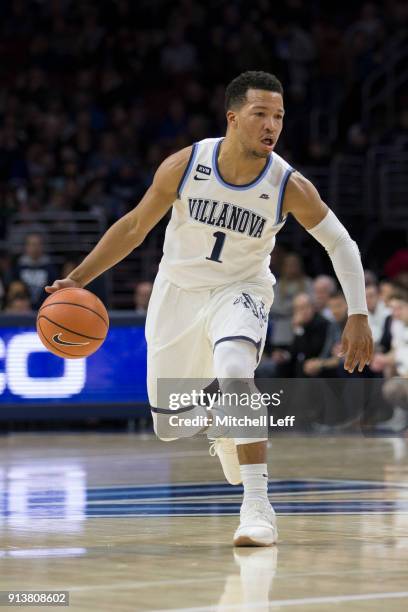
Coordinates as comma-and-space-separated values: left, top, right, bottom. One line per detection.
206, 231, 226, 263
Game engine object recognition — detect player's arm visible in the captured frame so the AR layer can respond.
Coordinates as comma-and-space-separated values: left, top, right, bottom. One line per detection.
282, 172, 374, 373
45, 146, 192, 293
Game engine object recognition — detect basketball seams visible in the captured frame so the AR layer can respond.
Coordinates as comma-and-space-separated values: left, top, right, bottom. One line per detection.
38, 301, 109, 328
37, 314, 105, 341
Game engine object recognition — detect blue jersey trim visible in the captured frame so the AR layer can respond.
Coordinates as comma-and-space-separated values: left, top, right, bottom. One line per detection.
213, 335, 262, 361
275, 167, 294, 224
212, 138, 273, 191
177, 143, 198, 198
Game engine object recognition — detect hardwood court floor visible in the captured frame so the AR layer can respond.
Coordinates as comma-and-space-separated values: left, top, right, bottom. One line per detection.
0, 434, 408, 611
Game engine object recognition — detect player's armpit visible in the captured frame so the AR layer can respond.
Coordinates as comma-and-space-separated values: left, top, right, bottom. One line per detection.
282, 171, 329, 229
127, 145, 193, 239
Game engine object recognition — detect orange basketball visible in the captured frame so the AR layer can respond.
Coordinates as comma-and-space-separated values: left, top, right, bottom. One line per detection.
36, 288, 109, 359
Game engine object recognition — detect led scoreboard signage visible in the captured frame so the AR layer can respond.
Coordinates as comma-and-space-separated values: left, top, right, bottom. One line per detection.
0, 315, 148, 418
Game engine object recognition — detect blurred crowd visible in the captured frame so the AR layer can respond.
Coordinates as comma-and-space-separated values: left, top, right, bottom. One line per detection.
253, 250, 407, 430
0, 0, 407, 242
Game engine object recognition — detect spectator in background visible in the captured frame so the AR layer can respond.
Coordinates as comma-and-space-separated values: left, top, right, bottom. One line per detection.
268, 253, 313, 350
364, 269, 378, 286
312, 275, 337, 320
366, 283, 390, 346
4, 279, 31, 307
290, 293, 333, 378
11, 233, 57, 310
371, 291, 408, 378
379, 279, 396, 307
260, 293, 331, 378
133, 281, 153, 316
4, 295, 32, 314
0, 248, 13, 309
303, 291, 348, 377
371, 291, 408, 431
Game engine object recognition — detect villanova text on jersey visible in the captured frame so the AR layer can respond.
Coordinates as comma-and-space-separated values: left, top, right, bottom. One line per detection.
159, 137, 294, 291
188, 198, 266, 238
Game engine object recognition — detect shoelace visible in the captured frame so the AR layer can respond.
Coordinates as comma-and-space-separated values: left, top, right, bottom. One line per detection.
208, 438, 236, 457
208, 439, 217, 457
241, 500, 274, 523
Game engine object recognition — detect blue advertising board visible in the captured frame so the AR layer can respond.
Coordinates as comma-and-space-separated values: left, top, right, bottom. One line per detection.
0, 314, 149, 419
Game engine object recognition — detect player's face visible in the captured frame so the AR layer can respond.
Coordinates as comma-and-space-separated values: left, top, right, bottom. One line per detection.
228, 89, 284, 159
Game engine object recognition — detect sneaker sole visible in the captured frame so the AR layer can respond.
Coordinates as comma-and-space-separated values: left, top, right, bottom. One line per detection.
228, 477, 243, 485
233, 535, 277, 547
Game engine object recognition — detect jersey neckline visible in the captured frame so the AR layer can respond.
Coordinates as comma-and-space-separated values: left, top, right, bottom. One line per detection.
212, 138, 273, 191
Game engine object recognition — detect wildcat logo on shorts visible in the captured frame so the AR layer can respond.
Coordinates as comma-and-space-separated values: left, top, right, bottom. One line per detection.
233, 293, 268, 327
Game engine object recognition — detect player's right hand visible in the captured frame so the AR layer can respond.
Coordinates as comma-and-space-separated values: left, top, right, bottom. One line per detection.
45, 278, 81, 294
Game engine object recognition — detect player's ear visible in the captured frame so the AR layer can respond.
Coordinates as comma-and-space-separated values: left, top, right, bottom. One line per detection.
226, 110, 238, 129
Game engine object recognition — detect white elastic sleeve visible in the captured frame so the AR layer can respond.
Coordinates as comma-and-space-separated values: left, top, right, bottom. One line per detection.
307, 210, 368, 316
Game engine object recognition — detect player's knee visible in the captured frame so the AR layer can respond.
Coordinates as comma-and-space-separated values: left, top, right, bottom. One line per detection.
214, 340, 257, 380
220, 359, 250, 379
215, 352, 253, 379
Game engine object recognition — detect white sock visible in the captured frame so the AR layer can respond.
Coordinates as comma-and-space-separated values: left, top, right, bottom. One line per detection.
240, 463, 269, 504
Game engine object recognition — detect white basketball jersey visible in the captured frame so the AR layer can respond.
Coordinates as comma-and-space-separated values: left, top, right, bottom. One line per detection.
159, 137, 294, 291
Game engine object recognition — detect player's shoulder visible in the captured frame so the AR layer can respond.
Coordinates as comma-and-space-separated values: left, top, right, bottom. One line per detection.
152, 145, 194, 194
154, 138, 219, 194
283, 170, 323, 216
285, 170, 319, 202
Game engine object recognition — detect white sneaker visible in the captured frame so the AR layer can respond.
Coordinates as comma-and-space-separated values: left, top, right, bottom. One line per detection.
209, 438, 242, 485
233, 500, 278, 547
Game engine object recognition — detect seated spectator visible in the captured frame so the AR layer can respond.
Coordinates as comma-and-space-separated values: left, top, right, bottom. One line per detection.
371, 290, 408, 379
312, 275, 337, 320
4, 279, 31, 306
134, 281, 153, 316
290, 293, 333, 377
366, 283, 390, 346
268, 252, 313, 349
303, 291, 347, 377
11, 233, 57, 310
259, 293, 331, 378
6, 202, 47, 255
0, 248, 13, 309
4, 295, 32, 314
371, 290, 408, 429
364, 269, 378, 286
379, 279, 395, 308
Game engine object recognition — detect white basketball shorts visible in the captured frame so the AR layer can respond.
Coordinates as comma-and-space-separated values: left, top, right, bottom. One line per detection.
145, 271, 274, 407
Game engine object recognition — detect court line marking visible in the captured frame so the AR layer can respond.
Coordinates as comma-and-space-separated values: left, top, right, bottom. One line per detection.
151, 590, 408, 611
87, 477, 408, 491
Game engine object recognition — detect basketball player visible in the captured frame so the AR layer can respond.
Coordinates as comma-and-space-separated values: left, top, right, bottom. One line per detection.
46, 71, 373, 546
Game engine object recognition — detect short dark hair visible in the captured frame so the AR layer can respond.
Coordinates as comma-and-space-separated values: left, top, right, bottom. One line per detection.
225, 71, 283, 111
390, 287, 408, 302
330, 290, 346, 301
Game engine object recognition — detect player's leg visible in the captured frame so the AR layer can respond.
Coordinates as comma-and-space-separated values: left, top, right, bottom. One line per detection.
146, 272, 215, 441
213, 339, 277, 546
207, 282, 277, 545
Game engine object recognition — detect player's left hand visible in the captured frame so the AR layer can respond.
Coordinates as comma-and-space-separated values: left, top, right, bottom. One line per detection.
338, 314, 374, 373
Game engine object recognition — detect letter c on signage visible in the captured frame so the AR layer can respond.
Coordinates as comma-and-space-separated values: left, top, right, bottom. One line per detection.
6, 333, 86, 399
